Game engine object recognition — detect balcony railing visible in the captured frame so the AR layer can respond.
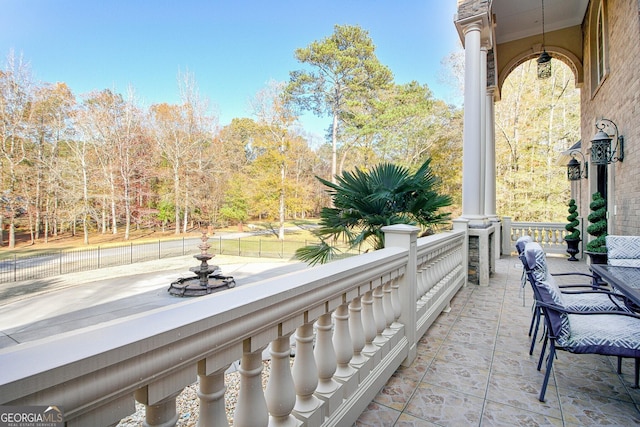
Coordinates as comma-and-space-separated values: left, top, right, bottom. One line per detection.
501, 216, 584, 257
0, 224, 467, 426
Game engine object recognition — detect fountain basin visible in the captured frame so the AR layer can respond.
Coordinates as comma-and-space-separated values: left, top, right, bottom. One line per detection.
168, 272, 236, 297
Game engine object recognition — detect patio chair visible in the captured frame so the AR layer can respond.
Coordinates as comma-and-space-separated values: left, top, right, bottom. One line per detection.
524, 242, 640, 402
517, 238, 626, 356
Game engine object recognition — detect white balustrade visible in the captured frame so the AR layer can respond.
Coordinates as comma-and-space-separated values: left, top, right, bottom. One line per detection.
502, 219, 574, 255
0, 227, 467, 427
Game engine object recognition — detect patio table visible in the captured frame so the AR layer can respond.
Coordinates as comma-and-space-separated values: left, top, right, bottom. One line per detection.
591, 264, 640, 306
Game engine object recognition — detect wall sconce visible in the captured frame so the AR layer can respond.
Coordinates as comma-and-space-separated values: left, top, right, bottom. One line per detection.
590, 118, 624, 165
566, 150, 588, 181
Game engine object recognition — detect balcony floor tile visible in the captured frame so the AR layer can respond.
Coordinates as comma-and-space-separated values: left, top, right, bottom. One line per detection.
356, 255, 640, 426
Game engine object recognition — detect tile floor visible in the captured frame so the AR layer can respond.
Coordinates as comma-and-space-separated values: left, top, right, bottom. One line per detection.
356, 255, 640, 426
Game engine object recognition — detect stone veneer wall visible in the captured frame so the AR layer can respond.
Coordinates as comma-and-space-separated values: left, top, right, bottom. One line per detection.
466, 233, 495, 285
468, 235, 479, 284
580, 0, 640, 236
456, 0, 489, 20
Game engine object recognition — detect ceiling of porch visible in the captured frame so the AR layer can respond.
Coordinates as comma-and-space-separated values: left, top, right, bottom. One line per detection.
491, 0, 589, 44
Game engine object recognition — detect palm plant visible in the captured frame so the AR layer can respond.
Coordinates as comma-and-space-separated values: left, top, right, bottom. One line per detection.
296, 159, 452, 265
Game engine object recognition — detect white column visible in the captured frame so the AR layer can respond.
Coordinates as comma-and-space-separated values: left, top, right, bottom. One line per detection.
461, 21, 486, 225
485, 86, 497, 219
480, 45, 488, 213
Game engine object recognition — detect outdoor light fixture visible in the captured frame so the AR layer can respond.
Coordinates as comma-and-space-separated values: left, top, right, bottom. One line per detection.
590, 118, 624, 165
537, 0, 552, 79
566, 150, 588, 181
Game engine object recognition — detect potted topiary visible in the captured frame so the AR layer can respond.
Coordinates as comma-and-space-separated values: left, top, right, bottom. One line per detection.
564, 198, 581, 261
585, 192, 608, 264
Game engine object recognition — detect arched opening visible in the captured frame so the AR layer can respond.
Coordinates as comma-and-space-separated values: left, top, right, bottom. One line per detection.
494, 58, 580, 222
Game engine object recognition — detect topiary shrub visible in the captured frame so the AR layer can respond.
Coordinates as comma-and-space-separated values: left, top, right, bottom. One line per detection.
565, 199, 580, 240
586, 192, 607, 253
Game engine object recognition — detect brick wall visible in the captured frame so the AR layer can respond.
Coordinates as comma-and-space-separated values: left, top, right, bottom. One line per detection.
580, 0, 640, 235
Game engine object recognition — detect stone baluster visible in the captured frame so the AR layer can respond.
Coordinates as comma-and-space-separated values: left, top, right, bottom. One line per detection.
421, 261, 434, 297
390, 276, 402, 324
197, 363, 230, 427
416, 262, 426, 299
349, 297, 371, 379
266, 335, 299, 427
136, 391, 181, 427
234, 347, 268, 427
135, 366, 195, 427
372, 285, 390, 355
314, 313, 340, 415
332, 303, 357, 398
382, 282, 394, 328
360, 290, 379, 364
292, 323, 323, 425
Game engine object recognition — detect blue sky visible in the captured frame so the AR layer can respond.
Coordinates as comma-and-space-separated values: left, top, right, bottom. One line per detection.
1, 0, 461, 139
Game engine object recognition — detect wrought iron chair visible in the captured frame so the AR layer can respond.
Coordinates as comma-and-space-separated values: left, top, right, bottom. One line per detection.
516, 237, 627, 356
524, 242, 640, 402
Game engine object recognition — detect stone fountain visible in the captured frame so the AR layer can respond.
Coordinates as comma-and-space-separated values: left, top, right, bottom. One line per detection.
167, 231, 235, 297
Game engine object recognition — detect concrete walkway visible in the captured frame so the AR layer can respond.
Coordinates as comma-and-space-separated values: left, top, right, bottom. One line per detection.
0, 254, 308, 348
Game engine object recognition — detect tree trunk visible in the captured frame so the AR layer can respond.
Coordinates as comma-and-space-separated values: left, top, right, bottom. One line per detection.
331, 111, 338, 184
279, 160, 285, 241
9, 221, 15, 249
110, 172, 117, 235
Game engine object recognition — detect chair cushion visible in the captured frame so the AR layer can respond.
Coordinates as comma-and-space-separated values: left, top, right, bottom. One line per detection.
607, 235, 640, 267
515, 235, 532, 255
563, 292, 628, 312
525, 242, 551, 284
609, 259, 640, 267
562, 313, 640, 357
524, 242, 571, 340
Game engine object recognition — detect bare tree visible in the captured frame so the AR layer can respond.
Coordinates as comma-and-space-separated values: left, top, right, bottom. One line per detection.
151, 71, 215, 234
251, 80, 297, 240
0, 51, 33, 248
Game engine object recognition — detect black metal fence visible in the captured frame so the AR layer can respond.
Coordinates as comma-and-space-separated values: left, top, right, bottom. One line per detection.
0, 237, 322, 284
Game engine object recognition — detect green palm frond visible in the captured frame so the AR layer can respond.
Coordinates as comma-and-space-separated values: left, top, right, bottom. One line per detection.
295, 240, 342, 266
298, 158, 452, 264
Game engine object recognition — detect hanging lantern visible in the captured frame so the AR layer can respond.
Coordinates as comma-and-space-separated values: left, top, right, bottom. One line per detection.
537, 0, 552, 79
537, 50, 552, 79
